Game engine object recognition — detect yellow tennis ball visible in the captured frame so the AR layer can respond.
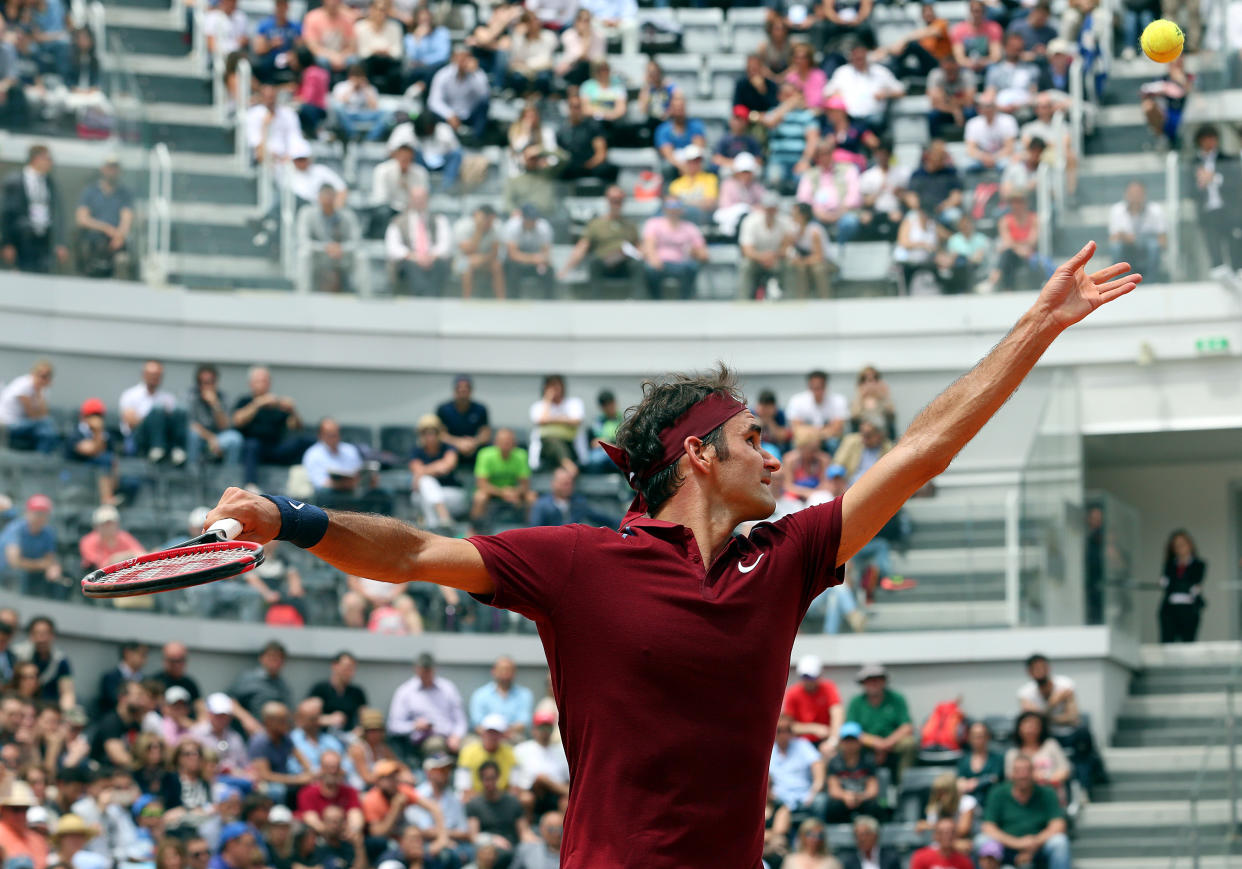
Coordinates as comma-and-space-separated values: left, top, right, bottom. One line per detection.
1141, 19, 1184, 63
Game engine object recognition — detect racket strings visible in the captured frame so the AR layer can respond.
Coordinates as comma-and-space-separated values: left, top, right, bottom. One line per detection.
100, 546, 255, 584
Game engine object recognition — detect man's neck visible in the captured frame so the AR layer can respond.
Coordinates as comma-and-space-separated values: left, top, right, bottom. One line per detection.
653, 489, 741, 567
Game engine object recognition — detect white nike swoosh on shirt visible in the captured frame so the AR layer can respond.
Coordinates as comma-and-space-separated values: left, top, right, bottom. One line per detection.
738, 554, 765, 573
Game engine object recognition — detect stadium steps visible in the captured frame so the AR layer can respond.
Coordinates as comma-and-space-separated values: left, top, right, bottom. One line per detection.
859, 599, 1009, 631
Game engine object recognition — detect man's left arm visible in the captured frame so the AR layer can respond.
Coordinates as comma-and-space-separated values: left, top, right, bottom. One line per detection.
837, 242, 1138, 564
1035, 816, 1067, 846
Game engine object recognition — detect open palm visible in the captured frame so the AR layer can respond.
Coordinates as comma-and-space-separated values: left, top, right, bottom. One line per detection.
1037, 241, 1142, 331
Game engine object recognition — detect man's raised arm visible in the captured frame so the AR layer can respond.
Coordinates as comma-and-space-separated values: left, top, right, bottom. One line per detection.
836, 241, 1139, 565
204, 488, 495, 595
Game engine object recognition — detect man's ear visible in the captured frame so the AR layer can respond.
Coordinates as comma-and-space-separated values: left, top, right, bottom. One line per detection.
682, 436, 713, 473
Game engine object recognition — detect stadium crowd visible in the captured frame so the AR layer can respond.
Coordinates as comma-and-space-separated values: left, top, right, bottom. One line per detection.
0, 600, 1103, 869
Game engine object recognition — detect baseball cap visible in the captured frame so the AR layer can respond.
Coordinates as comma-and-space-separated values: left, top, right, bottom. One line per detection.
268, 805, 293, 825
977, 840, 1004, 860
480, 713, 507, 733
80, 397, 105, 417
1046, 38, 1075, 56
289, 139, 312, 161
663, 197, 684, 211
422, 754, 453, 771
217, 822, 252, 850
377, 861, 406, 869
102, 152, 121, 166
796, 654, 823, 678
732, 104, 750, 120
520, 202, 541, 220
760, 189, 781, 209
92, 504, 119, 526
416, 414, 443, 433
856, 663, 887, 682
164, 686, 191, 705
373, 759, 403, 778
839, 721, 863, 740
826, 464, 847, 480
533, 709, 557, 726
733, 152, 759, 174
26, 806, 49, 828
206, 693, 233, 716
678, 144, 704, 162
25, 494, 52, 512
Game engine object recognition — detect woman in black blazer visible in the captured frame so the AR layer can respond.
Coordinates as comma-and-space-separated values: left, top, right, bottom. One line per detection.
1159, 529, 1206, 643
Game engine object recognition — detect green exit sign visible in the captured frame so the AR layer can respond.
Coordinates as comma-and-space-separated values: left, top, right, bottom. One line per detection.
1195, 336, 1231, 354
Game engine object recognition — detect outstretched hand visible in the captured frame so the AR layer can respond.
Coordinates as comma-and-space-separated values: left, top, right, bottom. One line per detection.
1036, 240, 1142, 332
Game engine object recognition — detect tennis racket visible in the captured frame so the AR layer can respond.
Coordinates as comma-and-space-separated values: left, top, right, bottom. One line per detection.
81, 519, 265, 599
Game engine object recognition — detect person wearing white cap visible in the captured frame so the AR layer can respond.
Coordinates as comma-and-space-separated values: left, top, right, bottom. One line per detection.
369, 134, 430, 232
406, 755, 471, 862
713, 151, 767, 238
75, 152, 134, 279
737, 190, 793, 300
782, 654, 844, 759
77, 506, 144, 574
191, 694, 249, 775
456, 714, 517, 793
667, 144, 718, 223
287, 140, 347, 209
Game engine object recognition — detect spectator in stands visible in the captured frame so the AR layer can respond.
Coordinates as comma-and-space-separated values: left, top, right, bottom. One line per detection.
753, 390, 791, 453
529, 467, 618, 528
738, 191, 791, 300
191, 693, 247, 775
470, 428, 536, 532
0, 359, 57, 453
958, 720, 1005, 806
984, 33, 1039, 115
291, 697, 345, 773
1008, 2, 1056, 59
290, 46, 330, 138
403, 7, 450, 92
1018, 653, 1101, 792
329, 64, 388, 143
786, 370, 848, 454
89, 679, 148, 766
585, 389, 622, 472
398, 114, 463, 193
1037, 39, 1077, 95
503, 11, 557, 96
654, 93, 707, 179
466, 761, 531, 855
641, 198, 708, 300
847, 664, 914, 781
78, 503, 144, 574
893, 192, 942, 292
835, 415, 892, 485
758, 12, 793, 77
153, 640, 202, 715
636, 57, 676, 137
994, 192, 1044, 291
764, 80, 819, 189
964, 94, 1019, 173
250, 701, 312, 802
310, 651, 368, 731
1021, 92, 1077, 195
911, 816, 973, 869
941, 213, 992, 293
856, 142, 903, 241
558, 185, 640, 291
1160, 529, 1206, 642
342, 574, 422, 634
1108, 180, 1166, 280
511, 811, 561, 869
354, 0, 402, 94
0, 20, 30, 130
97, 639, 146, 717
406, 758, 471, 863
12, 616, 72, 711
204, 0, 248, 61
840, 815, 900, 869
119, 360, 186, 466
469, 657, 533, 736
927, 55, 978, 138
715, 151, 766, 237
504, 144, 558, 218
388, 652, 467, 755
917, 772, 978, 851
454, 204, 504, 299
951, 0, 1003, 72
529, 374, 585, 473
770, 711, 828, 819
302, 0, 356, 75
579, 59, 628, 137
458, 713, 517, 793
579, 0, 637, 54
503, 204, 555, 298
298, 750, 363, 834
66, 397, 119, 505
251, 0, 301, 85
436, 374, 491, 469
186, 363, 242, 468
297, 183, 362, 293
1190, 124, 1242, 280
908, 140, 964, 229
825, 722, 881, 823
232, 366, 312, 487
667, 145, 718, 224
2, 145, 66, 274
847, 367, 895, 439
733, 56, 779, 124
783, 202, 833, 300
229, 640, 292, 720
557, 91, 618, 185
246, 84, 307, 166
371, 136, 430, 231
303, 417, 364, 502
784, 42, 827, 112
348, 707, 403, 788
427, 48, 490, 144
0, 782, 46, 867
825, 43, 905, 134
557, 9, 604, 88
212, 824, 257, 869
883, 2, 953, 81
796, 144, 862, 244
714, 109, 765, 177
74, 154, 133, 280
0, 494, 59, 595
1005, 711, 1070, 794
386, 186, 452, 296
409, 414, 465, 533
783, 655, 844, 757
512, 708, 568, 816
980, 755, 1070, 869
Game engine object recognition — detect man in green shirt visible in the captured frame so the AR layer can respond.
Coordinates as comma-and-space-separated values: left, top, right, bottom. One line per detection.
981, 755, 1070, 869
471, 427, 536, 532
845, 663, 915, 782
557, 186, 641, 296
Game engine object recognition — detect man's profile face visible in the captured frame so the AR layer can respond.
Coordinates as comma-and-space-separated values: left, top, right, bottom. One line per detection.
714, 412, 780, 523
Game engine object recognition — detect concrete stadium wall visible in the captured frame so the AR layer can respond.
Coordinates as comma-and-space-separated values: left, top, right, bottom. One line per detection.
0, 590, 1138, 745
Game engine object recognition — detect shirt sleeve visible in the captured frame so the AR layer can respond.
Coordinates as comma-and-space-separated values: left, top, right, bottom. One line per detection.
766, 494, 846, 612
467, 524, 580, 622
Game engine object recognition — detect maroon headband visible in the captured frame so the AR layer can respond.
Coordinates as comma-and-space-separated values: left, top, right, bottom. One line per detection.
601, 392, 747, 524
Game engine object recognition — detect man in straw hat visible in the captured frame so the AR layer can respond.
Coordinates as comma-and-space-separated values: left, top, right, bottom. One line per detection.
49, 813, 106, 869
207, 240, 1140, 867
0, 781, 47, 869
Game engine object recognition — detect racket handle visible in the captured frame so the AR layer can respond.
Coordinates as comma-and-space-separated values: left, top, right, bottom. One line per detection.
208, 519, 243, 541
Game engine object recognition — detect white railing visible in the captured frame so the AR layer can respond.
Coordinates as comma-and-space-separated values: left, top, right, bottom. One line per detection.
191, 2, 208, 82
234, 57, 252, 169
169, 0, 185, 31
280, 164, 296, 279
1069, 56, 1085, 170
1165, 149, 1181, 278
1004, 488, 1021, 626
146, 143, 173, 284
1036, 162, 1053, 262
87, 0, 107, 68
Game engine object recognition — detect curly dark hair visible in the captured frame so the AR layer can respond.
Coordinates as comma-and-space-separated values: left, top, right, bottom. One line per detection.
613, 363, 744, 515
1013, 710, 1049, 747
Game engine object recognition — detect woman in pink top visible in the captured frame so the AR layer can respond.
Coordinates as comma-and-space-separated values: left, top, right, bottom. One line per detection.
795, 143, 862, 242
784, 42, 827, 111
78, 504, 145, 572
290, 46, 330, 136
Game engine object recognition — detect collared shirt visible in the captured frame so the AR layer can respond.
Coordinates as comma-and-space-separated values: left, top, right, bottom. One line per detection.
370, 157, 430, 212
1109, 200, 1166, 240
769, 738, 820, 809
302, 440, 364, 489
384, 211, 452, 261
289, 728, 346, 773
245, 104, 307, 161
409, 781, 468, 835
290, 162, 346, 205
118, 382, 178, 434
739, 212, 793, 254
785, 388, 849, 429
825, 62, 904, 118
387, 675, 467, 741
229, 666, 292, 717
511, 738, 569, 791
466, 497, 845, 868
782, 678, 843, 739
426, 65, 489, 122
469, 681, 535, 730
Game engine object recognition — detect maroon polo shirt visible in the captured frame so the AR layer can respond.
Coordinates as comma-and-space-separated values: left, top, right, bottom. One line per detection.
468, 496, 845, 868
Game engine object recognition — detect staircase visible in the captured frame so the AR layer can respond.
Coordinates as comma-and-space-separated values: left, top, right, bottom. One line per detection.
1075, 642, 1242, 869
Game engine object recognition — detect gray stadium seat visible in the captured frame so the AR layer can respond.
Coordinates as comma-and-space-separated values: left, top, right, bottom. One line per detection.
709, 54, 747, 102
727, 7, 768, 56
656, 54, 706, 100
674, 8, 725, 55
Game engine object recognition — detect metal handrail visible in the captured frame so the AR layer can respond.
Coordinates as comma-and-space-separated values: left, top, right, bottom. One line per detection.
87, 0, 107, 68
191, 1, 207, 81
146, 143, 172, 285
234, 57, 252, 169
1003, 488, 1020, 626
1069, 56, 1085, 167
1165, 150, 1181, 279
279, 162, 296, 279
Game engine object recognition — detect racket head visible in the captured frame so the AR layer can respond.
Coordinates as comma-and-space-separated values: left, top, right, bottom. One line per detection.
81, 541, 265, 598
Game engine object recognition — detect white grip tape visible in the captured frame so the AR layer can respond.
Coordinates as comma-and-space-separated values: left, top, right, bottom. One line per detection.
208, 518, 243, 540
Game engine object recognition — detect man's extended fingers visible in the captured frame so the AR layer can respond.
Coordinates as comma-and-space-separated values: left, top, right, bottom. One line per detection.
1089, 262, 1132, 283
1099, 280, 1139, 303
1098, 274, 1142, 295
1061, 240, 1097, 273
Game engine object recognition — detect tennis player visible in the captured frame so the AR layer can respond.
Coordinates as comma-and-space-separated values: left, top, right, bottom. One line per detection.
206, 241, 1137, 868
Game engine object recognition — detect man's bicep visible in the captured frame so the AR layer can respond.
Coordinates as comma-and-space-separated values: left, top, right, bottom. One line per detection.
414, 536, 495, 596
837, 444, 934, 564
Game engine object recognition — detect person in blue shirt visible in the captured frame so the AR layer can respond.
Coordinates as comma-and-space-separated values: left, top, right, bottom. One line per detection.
252, 0, 302, 84
769, 713, 827, 816
469, 656, 534, 735
403, 6, 450, 91
435, 374, 491, 470
0, 494, 60, 596
654, 92, 707, 181
31, 0, 71, 79
529, 468, 620, 529
210, 823, 256, 869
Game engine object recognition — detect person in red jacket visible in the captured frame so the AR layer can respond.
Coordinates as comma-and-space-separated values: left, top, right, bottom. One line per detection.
782, 654, 844, 758
910, 817, 974, 869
